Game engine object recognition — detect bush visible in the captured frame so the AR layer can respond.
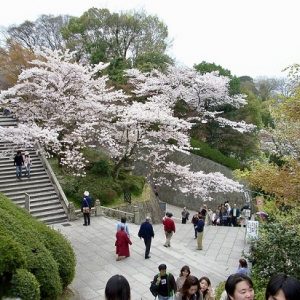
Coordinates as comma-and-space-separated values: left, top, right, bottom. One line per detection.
215, 281, 225, 300
0, 195, 76, 299
0, 236, 26, 275
10, 268, 40, 300
119, 175, 145, 196
91, 159, 112, 176
33, 224, 76, 288
190, 138, 241, 169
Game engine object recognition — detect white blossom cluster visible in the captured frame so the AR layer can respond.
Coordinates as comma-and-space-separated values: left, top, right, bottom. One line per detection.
0, 48, 247, 197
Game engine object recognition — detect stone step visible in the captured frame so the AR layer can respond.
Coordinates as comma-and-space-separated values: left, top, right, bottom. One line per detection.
0, 174, 49, 183
30, 203, 64, 213
0, 178, 51, 188
0, 119, 67, 224
0, 171, 47, 179
11, 192, 59, 203
2, 185, 56, 196
0, 164, 45, 175
32, 208, 66, 219
39, 214, 68, 224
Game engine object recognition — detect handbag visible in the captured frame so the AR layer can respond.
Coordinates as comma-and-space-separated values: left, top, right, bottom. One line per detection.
82, 198, 90, 213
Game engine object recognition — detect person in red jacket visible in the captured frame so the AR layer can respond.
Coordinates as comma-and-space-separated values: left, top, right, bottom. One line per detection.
162, 212, 176, 247
115, 225, 132, 261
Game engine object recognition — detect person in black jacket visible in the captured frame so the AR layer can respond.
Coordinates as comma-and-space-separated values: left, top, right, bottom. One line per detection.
138, 216, 154, 259
152, 264, 177, 299
14, 150, 24, 179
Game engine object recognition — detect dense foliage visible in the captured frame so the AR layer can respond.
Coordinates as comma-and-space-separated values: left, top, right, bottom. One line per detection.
0, 194, 76, 299
51, 148, 145, 206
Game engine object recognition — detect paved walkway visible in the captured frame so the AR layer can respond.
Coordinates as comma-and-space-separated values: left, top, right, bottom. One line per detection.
53, 204, 247, 300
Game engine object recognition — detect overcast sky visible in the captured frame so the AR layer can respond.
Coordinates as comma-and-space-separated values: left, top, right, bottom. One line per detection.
0, 0, 299, 78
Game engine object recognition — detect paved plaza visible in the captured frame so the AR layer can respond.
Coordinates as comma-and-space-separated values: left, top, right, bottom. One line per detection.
53, 204, 247, 300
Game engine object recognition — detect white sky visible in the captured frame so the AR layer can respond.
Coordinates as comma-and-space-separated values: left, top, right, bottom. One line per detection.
0, 0, 299, 78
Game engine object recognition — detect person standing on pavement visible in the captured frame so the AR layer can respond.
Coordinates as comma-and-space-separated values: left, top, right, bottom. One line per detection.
181, 207, 190, 224
152, 264, 177, 300
14, 150, 24, 179
81, 191, 92, 226
162, 212, 176, 247
196, 214, 205, 250
138, 216, 154, 259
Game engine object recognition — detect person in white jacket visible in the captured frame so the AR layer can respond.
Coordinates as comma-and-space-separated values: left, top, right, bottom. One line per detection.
23, 151, 32, 178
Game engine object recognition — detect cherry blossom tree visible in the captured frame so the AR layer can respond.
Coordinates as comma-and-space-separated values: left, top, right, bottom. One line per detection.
0, 48, 127, 174
0, 48, 247, 198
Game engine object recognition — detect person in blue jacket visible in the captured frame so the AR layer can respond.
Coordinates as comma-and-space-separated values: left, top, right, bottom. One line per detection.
138, 216, 154, 259
81, 191, 92, 226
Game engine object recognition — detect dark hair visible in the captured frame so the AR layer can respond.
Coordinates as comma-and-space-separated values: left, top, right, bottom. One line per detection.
158, 264, 167, 271
105, 274, 130, 300
180, 265, 191, 277
181, 275, 200, 298
225, 274, 253, 297
199, 276, 211, 296
239, 258, 248, 268
265, 273, 300, 300
121, 217, 127, 223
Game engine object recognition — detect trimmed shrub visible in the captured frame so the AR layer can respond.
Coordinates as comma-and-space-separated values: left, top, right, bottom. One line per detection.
10, 268, 40, 300
0, 195, 76, 299
34, 225, 76, 288
0, 236, 26, 275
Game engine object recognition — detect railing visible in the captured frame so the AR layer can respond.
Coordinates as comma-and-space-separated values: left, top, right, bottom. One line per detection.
68, 199, 140, 224
35, 142, 69, 215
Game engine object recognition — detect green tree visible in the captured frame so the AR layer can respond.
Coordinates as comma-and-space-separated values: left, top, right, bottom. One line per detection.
61, 8, 170, 65
194, 61, 241, 95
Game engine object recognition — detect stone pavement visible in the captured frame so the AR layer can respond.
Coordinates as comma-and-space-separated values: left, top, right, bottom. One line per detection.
52, 204, 247, 300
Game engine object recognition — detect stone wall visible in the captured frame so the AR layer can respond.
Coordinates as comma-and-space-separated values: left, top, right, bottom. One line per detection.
133, 151, 248, 211
113, 184, 164, 224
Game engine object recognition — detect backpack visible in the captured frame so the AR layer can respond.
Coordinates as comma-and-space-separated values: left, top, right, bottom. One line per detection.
150, 279, 158, 297
150, 273, 174, 297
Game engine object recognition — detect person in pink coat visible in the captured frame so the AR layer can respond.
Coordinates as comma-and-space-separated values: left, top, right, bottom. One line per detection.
115, 224, 132, 261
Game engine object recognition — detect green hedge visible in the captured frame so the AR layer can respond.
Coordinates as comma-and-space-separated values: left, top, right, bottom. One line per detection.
0, 194, 76, 299
11, 269, 40, 300
190, 138, 241, 170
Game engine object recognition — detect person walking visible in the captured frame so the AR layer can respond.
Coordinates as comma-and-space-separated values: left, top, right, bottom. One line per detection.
230, 204, 240, 227
14, 150, 24, 179
191, 213, 199, 239
138, 216, 154, 259
117, 216, 130, 237
181, 207, 190, 224
23, 151, 32, 178
162, 212, 176, 247
115, 225, 132, 261
175, 275, 202, 300
105, 274, 131, 300
199, 276, 215, 300
81, 191, 92, 226
196, 214, 205, 250
176, 265, 191, 292
151, 264, 177, 300
225, 274, 254, 300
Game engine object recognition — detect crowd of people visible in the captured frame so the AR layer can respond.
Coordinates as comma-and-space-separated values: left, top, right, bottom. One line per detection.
104, 269, 300, 300
184, 202, 251, 229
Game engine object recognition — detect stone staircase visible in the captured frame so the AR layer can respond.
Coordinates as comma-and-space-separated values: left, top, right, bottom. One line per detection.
0, 113, 68, 224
